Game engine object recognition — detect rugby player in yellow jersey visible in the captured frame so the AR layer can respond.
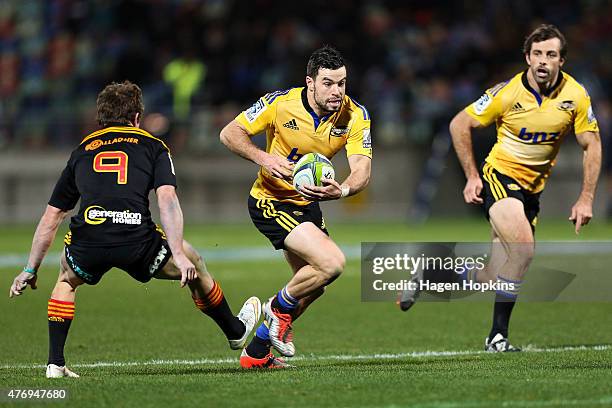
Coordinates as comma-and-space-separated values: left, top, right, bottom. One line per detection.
448, 24, 601, 351
220, 46, 372, 368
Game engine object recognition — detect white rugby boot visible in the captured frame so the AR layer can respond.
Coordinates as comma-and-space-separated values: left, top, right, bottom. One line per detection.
46, 364, 79, 378
228, 296, 261, 350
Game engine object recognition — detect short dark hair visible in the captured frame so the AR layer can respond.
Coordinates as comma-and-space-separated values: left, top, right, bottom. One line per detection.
523, 24, 567, 58
96, 81, 144, 127
306, 45, 345, 79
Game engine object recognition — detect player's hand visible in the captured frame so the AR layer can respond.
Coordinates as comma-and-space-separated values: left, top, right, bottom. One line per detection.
569, 196, 593, 234
260, 153, 294, 181
9, 271, 38, 298
298, 178, 342, 201
463, 176, 483, 204
174, 254, 197, 288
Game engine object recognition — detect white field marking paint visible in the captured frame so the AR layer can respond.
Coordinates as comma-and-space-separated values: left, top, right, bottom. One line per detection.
407, 396, 612, 408
1, 344, 609, 370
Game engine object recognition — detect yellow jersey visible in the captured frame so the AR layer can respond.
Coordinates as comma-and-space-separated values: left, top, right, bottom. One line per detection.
465, 70, 599, 193
235, 87, 372, 204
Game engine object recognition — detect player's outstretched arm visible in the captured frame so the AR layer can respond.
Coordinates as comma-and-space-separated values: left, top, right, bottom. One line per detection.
299, 154, 371, 201
570, 131, 601, 234
9, 205, 68, 298
449, 111, 485, 204
220, 120, 293, 180
156, 185, 196, 287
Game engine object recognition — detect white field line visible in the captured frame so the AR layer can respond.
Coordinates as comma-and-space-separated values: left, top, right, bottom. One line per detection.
407, 396, 612, 408
1, 344, 609, 370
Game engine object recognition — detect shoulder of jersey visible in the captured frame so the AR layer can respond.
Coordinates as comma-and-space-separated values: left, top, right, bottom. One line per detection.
560, 71, 591, 98
486, 72, 522, 98
262, 87, 302, 106
344, 95, 370, 121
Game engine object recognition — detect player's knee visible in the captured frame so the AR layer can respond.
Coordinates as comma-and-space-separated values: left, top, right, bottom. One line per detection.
507, 243, 534, 267
318, 252, 345, 283
184, 241, 208, 274
313, 286, 325, 297
57, 270, 81, 290
58, 260, 83, 289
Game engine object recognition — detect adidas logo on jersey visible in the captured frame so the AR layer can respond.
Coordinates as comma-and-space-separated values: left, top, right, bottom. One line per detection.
510, 102, 525, 113
283, 119, 299, 130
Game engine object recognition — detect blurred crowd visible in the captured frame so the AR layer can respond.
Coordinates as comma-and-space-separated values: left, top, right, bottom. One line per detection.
0, 0, 610, 154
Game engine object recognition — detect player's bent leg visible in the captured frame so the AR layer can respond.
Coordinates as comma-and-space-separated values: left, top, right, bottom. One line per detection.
155, 240, 259, 350
475, 232, 507, 284
485, 198, 534, 352
284, 222, 346, 298
244, 250, 325, 365
47, 252, 84, 378
259, 223, 345, 357
489, 198, 535, 281
283, 249, 325, 320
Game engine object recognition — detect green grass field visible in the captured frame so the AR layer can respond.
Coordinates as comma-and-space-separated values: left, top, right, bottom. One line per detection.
1, 219, 611, 407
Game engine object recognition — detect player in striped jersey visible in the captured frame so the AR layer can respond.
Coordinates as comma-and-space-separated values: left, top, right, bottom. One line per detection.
9, 81, 261, 377
221, 46, 372, 368
449, 25, 601, 351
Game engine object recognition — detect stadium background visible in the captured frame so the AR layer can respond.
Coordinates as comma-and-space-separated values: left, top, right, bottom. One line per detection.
0, 0, 611, 222
1, 1, 612, 407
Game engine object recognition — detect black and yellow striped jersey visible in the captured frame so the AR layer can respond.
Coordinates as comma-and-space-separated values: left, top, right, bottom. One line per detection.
465, 70, 599, 193
49, 125, 176, 247
236, 87, 372, 205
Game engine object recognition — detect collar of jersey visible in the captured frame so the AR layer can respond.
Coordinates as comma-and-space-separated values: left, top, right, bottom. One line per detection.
301, 87, 335, 129
521, 69, 565, 106
79, 126, 170, 152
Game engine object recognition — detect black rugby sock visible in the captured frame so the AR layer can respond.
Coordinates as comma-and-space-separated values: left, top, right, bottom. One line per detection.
193, 281, 245, 340
489, 294, 516, 339
246, 335, 272, 359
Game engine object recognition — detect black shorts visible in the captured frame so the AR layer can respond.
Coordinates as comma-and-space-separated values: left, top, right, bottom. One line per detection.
63, 227, 172, 285
248, 195, 329, 250
480, 162, 541, 230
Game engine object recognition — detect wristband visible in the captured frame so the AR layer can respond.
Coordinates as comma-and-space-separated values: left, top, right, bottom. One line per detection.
23, 266, 37, 274
340, 186, 350, 198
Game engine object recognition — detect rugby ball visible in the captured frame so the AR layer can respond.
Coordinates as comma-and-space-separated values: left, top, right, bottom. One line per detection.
292, 152, 335, 191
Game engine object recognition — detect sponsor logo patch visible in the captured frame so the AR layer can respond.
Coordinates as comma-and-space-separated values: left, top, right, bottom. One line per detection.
517, 128, 560, 144
557, 100, 575, 111
362, 129, 371, 149
283, 118, 300, 130
245, 99, 267, 123
473, 93, 492, 115
85, 137, 139, 151
587, 105, 597, 124
510, 102, 525, 113
84, 205, 142, 225
506, 183, 521, 191
149, 245, 168, 275
330, 126, 349, 137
